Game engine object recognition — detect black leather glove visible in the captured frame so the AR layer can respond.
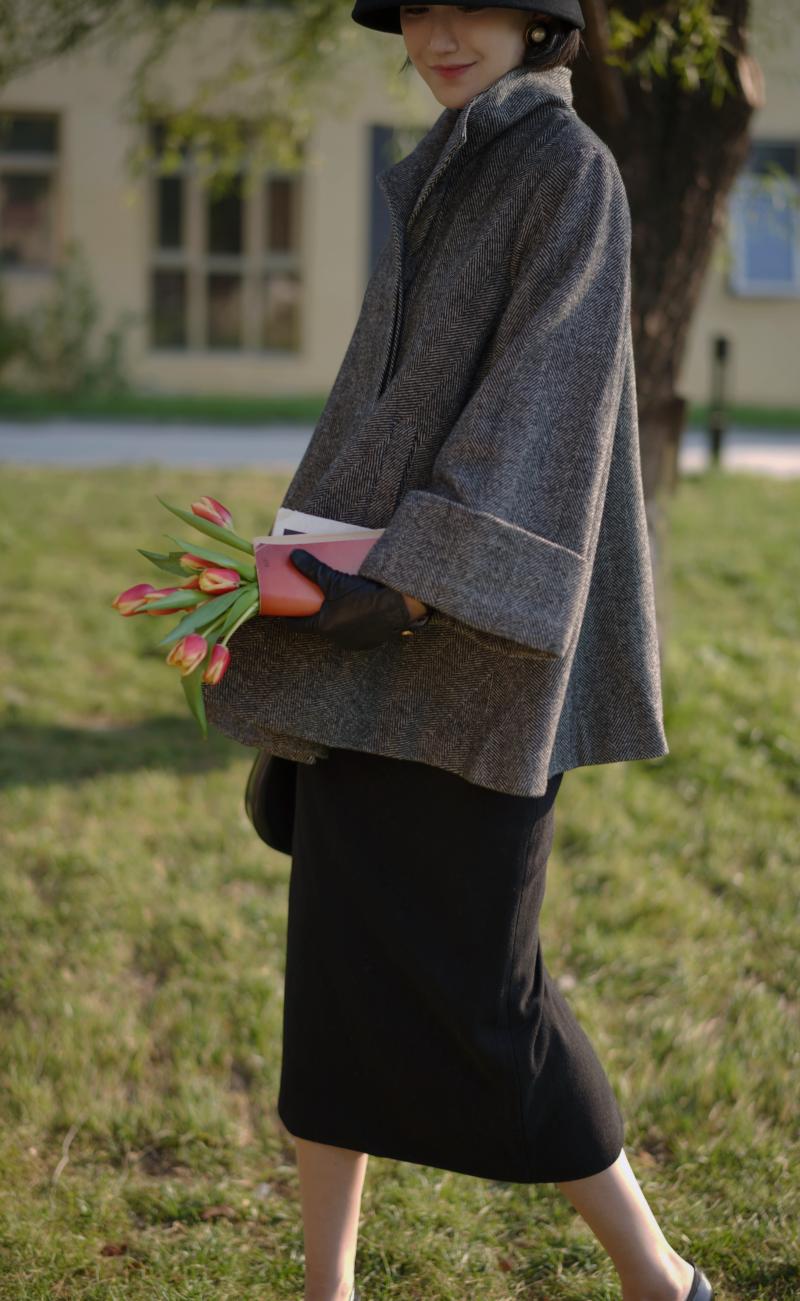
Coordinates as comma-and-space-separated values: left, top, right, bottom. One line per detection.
272, 548, 429, 651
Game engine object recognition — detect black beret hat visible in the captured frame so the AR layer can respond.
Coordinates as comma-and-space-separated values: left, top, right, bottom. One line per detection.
351, 0, 585, 35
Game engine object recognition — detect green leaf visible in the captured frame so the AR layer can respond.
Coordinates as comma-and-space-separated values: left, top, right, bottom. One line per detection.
180, 660, 208, 738
215, 585, 261, 640
220, 596, 259, 647
137, 548, 188, 577
199, 611, 231, 644
155, 586, 250, 648
144, 589, 207, 612
156, 496, 254, 556
163, 533, 256, 581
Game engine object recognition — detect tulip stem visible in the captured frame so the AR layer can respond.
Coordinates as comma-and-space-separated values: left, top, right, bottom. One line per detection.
221, 599, 259, 647
202, 611, 231, 641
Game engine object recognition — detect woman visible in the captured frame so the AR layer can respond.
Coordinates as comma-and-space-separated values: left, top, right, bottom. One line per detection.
203, 5, 714, 1300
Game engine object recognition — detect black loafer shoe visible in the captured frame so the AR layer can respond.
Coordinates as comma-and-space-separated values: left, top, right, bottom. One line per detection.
685, 1260, 714, 1300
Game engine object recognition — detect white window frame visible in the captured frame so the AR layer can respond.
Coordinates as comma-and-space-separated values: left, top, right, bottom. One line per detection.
147, 122, 305, 354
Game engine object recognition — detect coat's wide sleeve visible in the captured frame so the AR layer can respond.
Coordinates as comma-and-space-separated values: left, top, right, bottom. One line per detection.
358, 145, 633, 658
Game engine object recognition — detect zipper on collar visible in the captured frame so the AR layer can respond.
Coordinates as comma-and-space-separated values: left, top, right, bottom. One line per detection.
375, 136, 467, 400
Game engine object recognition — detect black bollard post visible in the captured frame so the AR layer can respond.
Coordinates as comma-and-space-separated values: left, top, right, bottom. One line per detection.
708, 335, 730, 468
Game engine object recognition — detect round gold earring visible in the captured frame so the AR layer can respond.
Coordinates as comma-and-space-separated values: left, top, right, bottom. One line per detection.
525, 22, 548, 45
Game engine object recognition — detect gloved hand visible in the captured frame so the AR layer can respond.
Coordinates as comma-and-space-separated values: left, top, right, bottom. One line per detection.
272, 548, 429, 651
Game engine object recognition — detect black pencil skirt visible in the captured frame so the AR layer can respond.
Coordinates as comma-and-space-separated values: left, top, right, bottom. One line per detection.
277, 746, 625, 1183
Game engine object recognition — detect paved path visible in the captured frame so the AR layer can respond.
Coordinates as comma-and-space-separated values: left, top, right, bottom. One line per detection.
0, 421, 311, 472
677, 429, 800, 478
1, 420, 799, 477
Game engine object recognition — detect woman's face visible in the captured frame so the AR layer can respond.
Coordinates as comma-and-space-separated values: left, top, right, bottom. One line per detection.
399, 5, 548, 108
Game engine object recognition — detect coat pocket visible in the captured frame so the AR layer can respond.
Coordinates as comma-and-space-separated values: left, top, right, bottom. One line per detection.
367, 417, 426, 505
427, 608, 558, 661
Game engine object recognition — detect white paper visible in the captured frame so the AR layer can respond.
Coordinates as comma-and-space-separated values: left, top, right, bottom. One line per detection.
270, 507, 377, 537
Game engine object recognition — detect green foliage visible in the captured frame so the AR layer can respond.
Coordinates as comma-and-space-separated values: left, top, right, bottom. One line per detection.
0, 387, 328, 422
159, 536, 256, 579
119, 0, 363, 187
5, 238, 138, 398
0, 464, 798, 1297
0, 0, 754, 209
143, 589, 207, 612
180, 655, 209, 737
137, 548, 193, 577
607, 1, 739, 105
155, 587, 249, 649
0, 278, 31, 382
215, 585, 261, 643
157, 497, 255, 556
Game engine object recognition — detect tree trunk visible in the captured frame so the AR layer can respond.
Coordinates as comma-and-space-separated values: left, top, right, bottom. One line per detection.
572, 0, 759, 659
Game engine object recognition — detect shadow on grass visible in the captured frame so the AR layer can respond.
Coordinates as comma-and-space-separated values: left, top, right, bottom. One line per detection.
0, 716, 244, 788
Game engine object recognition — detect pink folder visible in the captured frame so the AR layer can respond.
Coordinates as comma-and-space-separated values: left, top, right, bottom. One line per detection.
253, 530, 385, 616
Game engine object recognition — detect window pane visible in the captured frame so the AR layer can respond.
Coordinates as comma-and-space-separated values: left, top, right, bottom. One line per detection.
0, 114, 58, 154
207, 272, 242, 347
267, 175, 301, 253
0, 173, 54, 268
741, 186, 795, 284
157, 174, 184, 249
749, 142, 798, 178
151, 270, 187, 347
207, 175, 243, 255
261, 272, 301, 350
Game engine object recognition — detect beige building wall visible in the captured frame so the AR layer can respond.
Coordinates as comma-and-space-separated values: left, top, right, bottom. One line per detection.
0, 15, 437, 397
676, 4, 800, 409
1, 6, 798, 407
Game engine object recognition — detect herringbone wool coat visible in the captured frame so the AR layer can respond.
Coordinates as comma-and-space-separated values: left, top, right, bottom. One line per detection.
203, 62, 670, 797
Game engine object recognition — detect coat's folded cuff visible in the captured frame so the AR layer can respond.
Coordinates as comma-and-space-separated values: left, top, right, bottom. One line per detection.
357, 489, 586, 657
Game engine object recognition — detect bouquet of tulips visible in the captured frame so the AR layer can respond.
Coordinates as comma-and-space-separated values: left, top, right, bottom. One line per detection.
112, 494, 259, 737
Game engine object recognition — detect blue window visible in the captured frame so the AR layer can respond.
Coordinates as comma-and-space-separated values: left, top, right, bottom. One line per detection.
728, 140, 800, 297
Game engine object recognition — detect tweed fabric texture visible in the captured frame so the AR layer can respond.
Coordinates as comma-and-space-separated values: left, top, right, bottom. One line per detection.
202, 63, 669, 797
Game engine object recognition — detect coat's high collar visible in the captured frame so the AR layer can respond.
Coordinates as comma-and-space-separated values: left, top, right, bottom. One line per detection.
448, 63, 573, 152
378, 65, 574, 231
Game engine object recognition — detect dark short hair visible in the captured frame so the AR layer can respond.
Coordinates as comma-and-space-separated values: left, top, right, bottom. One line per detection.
521, 17, 582, 68
398, 11, 583, 74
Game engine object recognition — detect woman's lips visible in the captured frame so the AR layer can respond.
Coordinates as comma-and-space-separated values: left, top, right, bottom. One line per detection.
431, 63, 475, 78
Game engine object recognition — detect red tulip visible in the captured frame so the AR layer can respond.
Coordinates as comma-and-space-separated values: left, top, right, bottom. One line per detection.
166, 634, 208, 676
202, 643, 231, 685
179, 553, 210, 572
197, 566, 240, 594
181, 574, 202, 589
112, 583, 157, 615
141, 586, 188, 616
191, 496, 233, 529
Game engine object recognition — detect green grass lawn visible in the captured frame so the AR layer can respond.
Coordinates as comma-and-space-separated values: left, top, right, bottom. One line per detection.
0, 392, 326, 425
0, 466, 797, 1300
0, 388, 799, 430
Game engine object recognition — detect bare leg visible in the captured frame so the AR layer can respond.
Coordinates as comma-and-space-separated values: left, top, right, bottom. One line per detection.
292, 1135, 368, 1301
556, 1148, 698, 1301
